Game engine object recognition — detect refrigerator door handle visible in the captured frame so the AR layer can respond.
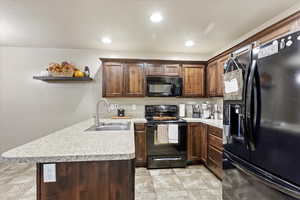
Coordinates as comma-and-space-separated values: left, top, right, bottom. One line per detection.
245, 59, 258, 151
230, 159, 300, 199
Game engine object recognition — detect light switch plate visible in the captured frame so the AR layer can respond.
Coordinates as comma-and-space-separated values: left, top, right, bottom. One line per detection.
43, 164, 56, 183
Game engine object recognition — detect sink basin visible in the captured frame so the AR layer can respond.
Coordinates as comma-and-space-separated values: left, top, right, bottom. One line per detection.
85, 122, 131, 132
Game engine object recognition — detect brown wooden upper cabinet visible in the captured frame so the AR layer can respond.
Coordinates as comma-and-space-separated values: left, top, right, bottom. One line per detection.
146, 63, 180, 76
103, 62, 145, 97
163, 64, 180, 76
124, 63, 145, 97
103, 62, 124, 97
207, 55, 228, 97
217, 55, 228, 96
146, 63, 164, 76
206, 61, 218, 97
182, 64, 205, 97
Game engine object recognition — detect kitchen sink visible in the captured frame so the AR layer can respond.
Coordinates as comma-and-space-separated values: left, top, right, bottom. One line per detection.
85, 122, 131, 132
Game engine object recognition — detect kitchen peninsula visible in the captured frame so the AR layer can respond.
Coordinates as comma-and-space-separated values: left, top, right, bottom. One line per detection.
2, 118, 146, 200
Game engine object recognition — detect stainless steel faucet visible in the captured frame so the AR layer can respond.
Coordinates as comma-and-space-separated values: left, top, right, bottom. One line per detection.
95, 98, 112, 127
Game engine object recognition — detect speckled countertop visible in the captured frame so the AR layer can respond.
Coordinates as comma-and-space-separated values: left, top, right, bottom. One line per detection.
1, 117, 222, 163
1, 118, 146, 163
183, 118, 223, 129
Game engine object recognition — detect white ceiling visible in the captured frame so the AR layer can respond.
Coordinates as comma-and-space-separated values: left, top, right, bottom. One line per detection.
0, 0, 299, 56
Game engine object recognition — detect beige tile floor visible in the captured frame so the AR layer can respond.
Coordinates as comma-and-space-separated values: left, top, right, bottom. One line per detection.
0, 163, 221, 200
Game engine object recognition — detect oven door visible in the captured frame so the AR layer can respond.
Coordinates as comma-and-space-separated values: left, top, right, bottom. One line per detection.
147, 122, 187, 156
147, 122, 187, 168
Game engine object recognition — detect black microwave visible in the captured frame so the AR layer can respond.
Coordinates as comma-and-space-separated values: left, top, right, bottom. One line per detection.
146, 76, 182, 97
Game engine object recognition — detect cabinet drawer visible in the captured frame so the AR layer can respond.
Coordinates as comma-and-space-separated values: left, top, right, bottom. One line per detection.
135, 123, 145, 131
207, 158, 222, 179
208, 126, 223, 138
208, 146, 222, 167
208, 134, 223, 151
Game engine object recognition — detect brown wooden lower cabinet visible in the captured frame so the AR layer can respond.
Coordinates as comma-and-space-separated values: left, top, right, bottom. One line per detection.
134, 123, 147, 167
207, 125, 223, 179
37, 160, 135, 200
187, 123, 207, 163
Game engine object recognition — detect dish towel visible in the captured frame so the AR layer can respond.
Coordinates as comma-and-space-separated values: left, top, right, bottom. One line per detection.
168, 124, 179, 144
157, 124, 169, 144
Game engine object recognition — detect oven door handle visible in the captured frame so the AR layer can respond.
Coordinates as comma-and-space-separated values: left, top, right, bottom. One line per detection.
152, 157, 183, 161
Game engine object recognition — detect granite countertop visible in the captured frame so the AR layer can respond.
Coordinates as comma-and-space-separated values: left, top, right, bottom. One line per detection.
183, 118, 223, 129
1, 117, 222, 163
1, 118, 146, 163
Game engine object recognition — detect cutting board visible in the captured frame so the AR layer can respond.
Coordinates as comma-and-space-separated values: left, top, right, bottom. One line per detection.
111, 116, 132, 119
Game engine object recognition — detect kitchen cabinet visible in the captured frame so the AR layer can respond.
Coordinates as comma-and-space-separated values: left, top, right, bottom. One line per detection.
200, 123, 208, 164
124, 63, 145, 97
216, 55, 228, 96
103, 62, 145, 97
163, 64, 180, 76
146, 63, 165, 76
182, 64, 205, 97
207, 55, 228, 97
134, 123, 147, 167
37, 160, 135, 200
146, 63, 180, 76
207, 125, 223, 179
103, 62, 124, 97
206, 61, 218, 97
187, 123, 207, 163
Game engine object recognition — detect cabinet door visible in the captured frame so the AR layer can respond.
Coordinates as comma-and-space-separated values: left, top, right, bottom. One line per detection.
200, 123, 208, 164
182, 65, 205, 97
216, 56, 228, 96
146, 63, 164, 76
188, 123, 202, 162
134, 124, 147, 167
103, 62, 124, 97
206, 62, 218, 97
163, 64, 180, 76
124, 63, 145, 97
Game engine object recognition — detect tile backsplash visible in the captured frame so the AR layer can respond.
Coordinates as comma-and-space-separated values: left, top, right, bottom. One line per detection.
98, 97, 223, 118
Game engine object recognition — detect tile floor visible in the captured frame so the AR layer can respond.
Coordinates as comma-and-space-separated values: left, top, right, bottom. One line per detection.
0, 163, 221, 200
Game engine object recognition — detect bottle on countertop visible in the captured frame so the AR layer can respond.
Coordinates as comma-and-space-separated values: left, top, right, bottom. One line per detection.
84, 66, 90, 77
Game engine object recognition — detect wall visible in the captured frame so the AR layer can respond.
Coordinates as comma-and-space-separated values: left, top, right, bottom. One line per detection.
99, 98, 223, 119
212, 3, 300, 58
0, 46, 211, 155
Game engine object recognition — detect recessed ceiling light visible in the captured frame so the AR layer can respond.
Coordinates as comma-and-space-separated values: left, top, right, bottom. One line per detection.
185, 40, 195, 47
150, 12, 163, 23
102, 37, 112, 44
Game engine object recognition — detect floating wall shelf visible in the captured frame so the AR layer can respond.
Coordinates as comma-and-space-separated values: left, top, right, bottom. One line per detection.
33, 76, 93, 82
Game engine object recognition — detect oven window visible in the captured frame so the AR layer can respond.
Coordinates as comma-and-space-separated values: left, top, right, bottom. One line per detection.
149, 84, 172, 94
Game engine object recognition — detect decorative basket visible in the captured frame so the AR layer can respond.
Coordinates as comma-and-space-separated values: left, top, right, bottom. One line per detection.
49, 70, 74, 77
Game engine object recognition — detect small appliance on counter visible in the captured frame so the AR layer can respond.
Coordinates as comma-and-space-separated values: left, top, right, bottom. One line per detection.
117, 108, 125, 117
179, 104, 186, 117
202, 102, 211, 119
212, 104, 222, 120
192, 104, 201, 118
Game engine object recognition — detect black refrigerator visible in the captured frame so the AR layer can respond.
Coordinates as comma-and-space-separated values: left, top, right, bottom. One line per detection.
223, 30, 300, 200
